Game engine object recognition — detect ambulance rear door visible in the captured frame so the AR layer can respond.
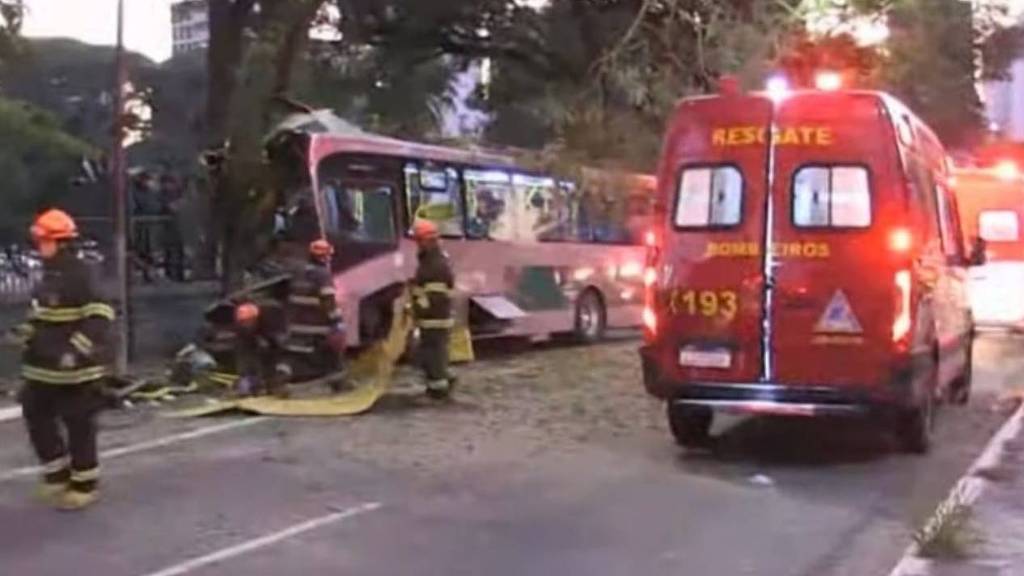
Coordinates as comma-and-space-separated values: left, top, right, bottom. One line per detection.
768, 93, 903, 389
658, 96, 773, 384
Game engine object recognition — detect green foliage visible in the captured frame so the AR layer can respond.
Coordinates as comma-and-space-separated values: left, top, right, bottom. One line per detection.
0, 38, 155, 146
294, 46, 456, 139
0, 97, 94, 241
483, 0, 800, 172
883, 0, 986, 148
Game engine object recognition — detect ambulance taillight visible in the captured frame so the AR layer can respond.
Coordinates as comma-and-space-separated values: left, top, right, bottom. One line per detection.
892, 270, 913, 346
888, 227, 914, 254
643, 306, 658, 337
643, 229, 660, 340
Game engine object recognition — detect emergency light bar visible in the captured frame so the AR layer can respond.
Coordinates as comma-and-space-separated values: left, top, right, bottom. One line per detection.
815, 71, 843, 91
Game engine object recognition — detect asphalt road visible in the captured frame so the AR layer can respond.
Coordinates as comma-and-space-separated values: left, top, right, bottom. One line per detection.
0, 334, 1020, 576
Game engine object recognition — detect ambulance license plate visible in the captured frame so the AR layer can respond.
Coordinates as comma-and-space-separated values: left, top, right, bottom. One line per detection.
679, 348, 732, 369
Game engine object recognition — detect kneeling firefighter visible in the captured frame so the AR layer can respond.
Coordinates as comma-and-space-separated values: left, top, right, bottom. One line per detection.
284, 239, 346, 383
411, 220, 456, 399
233, 301, 291, 397
14, 209, 115, 510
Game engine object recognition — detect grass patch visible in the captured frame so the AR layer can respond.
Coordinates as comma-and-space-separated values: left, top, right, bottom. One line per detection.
913, 491, 982, 560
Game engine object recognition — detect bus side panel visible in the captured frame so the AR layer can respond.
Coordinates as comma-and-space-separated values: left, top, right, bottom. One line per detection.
652, 97, 774, 386
770, 94, 905, 391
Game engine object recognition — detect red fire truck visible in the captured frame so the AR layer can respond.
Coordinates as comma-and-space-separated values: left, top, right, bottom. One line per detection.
951, 163, 1024, 330
641, 78, 978, 453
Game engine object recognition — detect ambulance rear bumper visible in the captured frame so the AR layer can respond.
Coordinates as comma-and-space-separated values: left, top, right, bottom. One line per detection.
641, 348, 915, 417
668, 386, 870, 418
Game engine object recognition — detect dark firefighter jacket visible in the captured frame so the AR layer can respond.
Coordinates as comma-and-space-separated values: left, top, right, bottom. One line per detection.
234, 300, 289, 373
16, 250, 115, 385
412, 245, 454, 330
285, 260, 343, 355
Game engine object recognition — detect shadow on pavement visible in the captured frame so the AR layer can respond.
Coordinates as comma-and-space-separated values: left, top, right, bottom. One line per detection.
682, 414, 899, 468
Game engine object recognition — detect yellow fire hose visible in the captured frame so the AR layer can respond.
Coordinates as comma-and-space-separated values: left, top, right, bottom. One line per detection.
168, 289, 472, 418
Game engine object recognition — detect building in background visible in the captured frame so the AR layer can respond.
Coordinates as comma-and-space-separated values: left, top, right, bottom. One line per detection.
171, 0, 209, 56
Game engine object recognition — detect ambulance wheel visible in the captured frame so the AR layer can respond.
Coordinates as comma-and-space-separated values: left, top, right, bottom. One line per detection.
950, 335, 974, 405
667, 403, 713, 448
896, 394, 934, 454
574, 289, 606, 343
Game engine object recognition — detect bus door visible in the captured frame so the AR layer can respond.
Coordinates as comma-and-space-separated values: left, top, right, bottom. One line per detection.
661, 98, 772, 384
768, 94, 900, 388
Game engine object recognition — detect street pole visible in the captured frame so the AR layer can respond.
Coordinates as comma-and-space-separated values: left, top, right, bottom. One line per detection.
112, 0, 130, 377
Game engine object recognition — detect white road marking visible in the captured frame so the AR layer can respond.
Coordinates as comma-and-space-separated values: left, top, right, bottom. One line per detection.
140, 502, 382, 576
0, 417, 270, 483
0, 405, 21, 424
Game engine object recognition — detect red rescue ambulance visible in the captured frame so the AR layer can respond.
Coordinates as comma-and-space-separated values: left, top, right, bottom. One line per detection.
950, 164, 1024, 330
641, 79, 976, 453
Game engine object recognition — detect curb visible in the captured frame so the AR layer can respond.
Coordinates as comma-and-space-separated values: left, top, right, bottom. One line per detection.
888, 400, 1024, 576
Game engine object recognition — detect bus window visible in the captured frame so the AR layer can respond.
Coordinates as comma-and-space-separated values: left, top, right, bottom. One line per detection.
512, 173, 574, 242
405, 163, 463, 237
465, 169, 515, 241
675, 166, 743, 227
793, 166, 870, 228
322, 181, 397, 244
979, 211, 1020, 242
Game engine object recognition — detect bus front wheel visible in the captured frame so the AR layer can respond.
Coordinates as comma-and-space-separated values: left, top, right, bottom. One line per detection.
574, 289, 606, 343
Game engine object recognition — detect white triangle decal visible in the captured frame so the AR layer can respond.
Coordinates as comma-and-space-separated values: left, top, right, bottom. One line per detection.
815, 290, 863, 334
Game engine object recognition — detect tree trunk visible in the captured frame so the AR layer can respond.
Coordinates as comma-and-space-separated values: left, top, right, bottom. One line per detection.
214, 0, 325, 293
205, 0, 255, 145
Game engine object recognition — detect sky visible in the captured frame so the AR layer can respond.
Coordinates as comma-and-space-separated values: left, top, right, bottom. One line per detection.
23, 0, 176, 62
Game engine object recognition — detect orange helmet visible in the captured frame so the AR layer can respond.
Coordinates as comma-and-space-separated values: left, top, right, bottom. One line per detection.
31, 209, 78, 241
309, 239, 334, 258
412, 219, 439, 241
234, 302, 260, 325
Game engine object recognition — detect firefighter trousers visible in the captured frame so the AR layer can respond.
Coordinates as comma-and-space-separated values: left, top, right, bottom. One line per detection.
20, 381, 102, 493
418, 328, 451, 390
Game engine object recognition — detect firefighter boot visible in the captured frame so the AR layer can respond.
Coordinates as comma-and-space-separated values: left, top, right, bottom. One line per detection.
34, 480, 68, 506
55, 489, 99, 511
425, 378, 453, 401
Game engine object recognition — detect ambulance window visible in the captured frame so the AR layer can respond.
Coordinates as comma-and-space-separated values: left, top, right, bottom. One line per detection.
934, 183, 964, 258
979, 211, 1020, 242
793, 166, 871, 228
675, 166, 743, 227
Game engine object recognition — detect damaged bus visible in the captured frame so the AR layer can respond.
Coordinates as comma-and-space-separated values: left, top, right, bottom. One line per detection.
263, 111, 654, 351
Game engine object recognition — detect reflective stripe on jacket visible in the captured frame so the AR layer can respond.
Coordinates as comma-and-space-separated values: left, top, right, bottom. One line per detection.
285, 261, 343, 354
22, 250, 114, 385
412, 245, 454, 330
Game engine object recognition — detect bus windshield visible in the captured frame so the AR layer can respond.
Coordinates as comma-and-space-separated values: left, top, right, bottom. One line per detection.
316, 154, 400, 247
321, 181, 397, 245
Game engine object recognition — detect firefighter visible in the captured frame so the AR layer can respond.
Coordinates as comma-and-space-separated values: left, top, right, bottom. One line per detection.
410, 220, 455, 399
233, 300, 292, 397
284, 239, 346, 383
13, 209, 114, 510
